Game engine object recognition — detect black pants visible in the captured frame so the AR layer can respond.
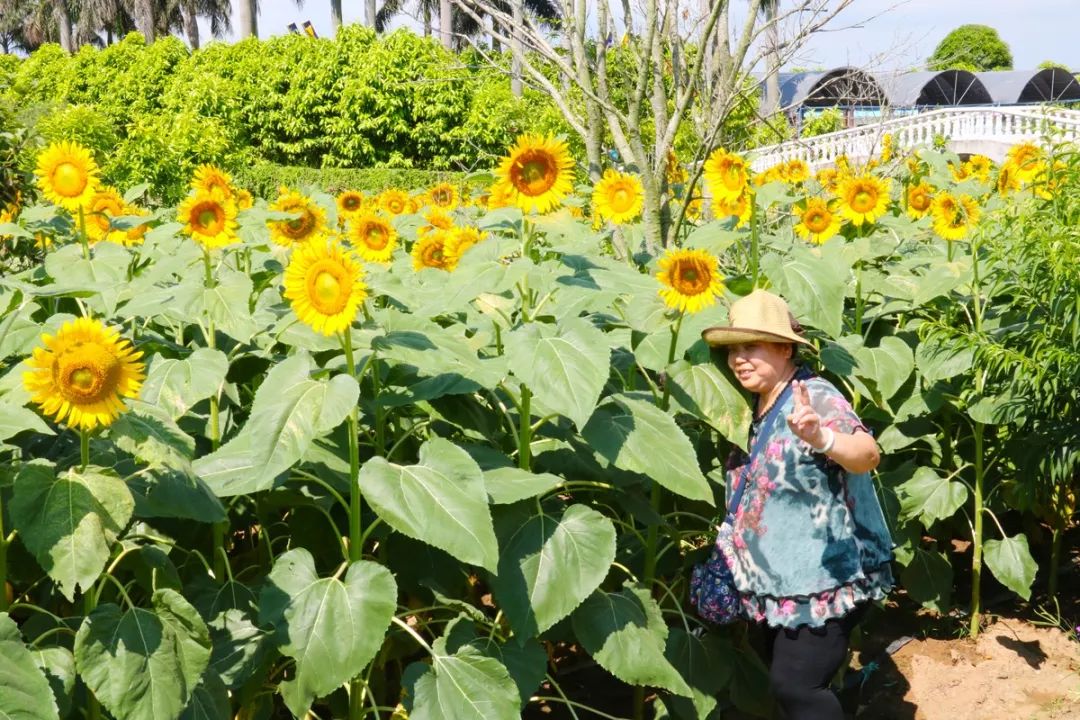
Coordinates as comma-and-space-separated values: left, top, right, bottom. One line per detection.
764, 607, 864, 720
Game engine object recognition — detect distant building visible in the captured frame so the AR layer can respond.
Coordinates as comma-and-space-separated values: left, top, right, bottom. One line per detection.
767, 68, 1080, 134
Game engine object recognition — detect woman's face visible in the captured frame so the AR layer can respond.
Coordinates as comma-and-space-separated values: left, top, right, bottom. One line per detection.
726, 341, 794, 394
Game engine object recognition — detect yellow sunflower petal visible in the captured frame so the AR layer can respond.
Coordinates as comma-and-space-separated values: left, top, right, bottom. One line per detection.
793, 198, 841, 244
179, 190, 239, 249
269, 189, 329, 246
656, 248, 725, 314
411, 230, 452, 271
592, 169, 644, 225
35, 141, 100, 211
283, 240, 368, 335
347, 213, 398, 264
835, 174, 891, 226
494, 133, 575, 214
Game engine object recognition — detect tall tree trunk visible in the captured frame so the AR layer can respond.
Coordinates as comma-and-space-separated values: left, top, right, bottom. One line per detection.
365, 0, 376, 28
423, 4, 432, 37
238, 0, 257, 39
330, 0, 342, 32
134, 0, 156, 43
763, 0, 780, 115
510, 0, 523, 96
182, 0, 200, 49
439, 0, 452, 50
54, 0, 73, 52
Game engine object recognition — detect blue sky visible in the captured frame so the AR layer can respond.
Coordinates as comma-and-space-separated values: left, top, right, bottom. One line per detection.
215, 0, 1080, 71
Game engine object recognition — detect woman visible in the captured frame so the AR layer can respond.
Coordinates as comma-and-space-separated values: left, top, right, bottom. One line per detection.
701, 289, 894, 720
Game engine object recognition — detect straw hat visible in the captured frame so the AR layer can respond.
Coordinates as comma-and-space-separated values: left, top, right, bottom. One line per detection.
701, 289, 814, 348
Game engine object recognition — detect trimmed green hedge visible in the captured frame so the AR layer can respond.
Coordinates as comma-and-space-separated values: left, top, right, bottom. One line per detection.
234, 162, 472, 197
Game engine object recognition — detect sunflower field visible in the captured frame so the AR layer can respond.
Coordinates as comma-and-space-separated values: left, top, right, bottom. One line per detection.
0, 124, 1077, 720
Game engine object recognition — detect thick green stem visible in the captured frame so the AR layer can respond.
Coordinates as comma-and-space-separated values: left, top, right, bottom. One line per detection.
202, 248, 226, 581
78, 206, 89, 261
970, 422, 985, 637
854, 262, 864, 336
370, 349, 385, 457
80, 428, 90, 472
83, 590, 101, 720
348, 678, 366, 720
0, 491, 8, 612
1049, 526, 1062, 601
344, 331, 363, 563
518, 385, 532, 471
749, 199, 760, 287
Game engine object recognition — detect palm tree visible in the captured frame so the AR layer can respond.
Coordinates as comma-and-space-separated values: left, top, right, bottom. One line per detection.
171, 0, 231, 49
235, 0, 306, 40
375, 0, 559, 47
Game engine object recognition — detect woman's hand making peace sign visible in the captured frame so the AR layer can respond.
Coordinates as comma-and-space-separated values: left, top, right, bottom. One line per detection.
786, 380, 827, 449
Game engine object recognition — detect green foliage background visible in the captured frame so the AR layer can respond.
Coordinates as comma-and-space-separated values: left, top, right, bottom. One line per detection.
928, 24, 1014, 72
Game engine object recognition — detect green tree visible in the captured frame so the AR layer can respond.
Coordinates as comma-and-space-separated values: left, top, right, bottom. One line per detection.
928, 24, 1013, 72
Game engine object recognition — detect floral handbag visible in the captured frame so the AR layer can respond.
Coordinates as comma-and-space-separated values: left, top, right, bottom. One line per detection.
689, 381, 793, 624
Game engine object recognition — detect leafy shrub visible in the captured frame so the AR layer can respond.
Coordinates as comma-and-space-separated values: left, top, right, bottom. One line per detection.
234, 162, 469, 197
34, 104, 120, 165
800, 108, 844, 138
928, 24, 1013, 72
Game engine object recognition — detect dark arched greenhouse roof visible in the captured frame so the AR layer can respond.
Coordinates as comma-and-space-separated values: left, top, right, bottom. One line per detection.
976, 69, 1080, 104
777, 67, 887, 108
875, 70, 992, 106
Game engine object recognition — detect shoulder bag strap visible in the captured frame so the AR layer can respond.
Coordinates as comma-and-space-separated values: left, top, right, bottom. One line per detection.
724, 380, 795, 523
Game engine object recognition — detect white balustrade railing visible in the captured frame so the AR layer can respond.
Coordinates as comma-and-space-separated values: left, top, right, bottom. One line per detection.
749, 107, 1080, 171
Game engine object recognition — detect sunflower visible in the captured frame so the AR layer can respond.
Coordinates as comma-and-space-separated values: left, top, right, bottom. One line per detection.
179, 191, 239, 249
283, 240, 368, 336
880, 134, 895, 163
815, 167, 841, 193
269, 189, 328, 246
426, 182, 459, 211
657, 248, 724, 314
949, 161, 970, 183
444, 226, 486, 268
1005, 142, 1044, 183
412, 230, 452, 271
711, 191, 752, 228
376, 189, 413, 217
683, 196, 703, 222
485, 181, 514, 210
84, 187, 127, 244
35, 141, 100, 211
703, 148, 749, 201
23, 316, 145, 430
236, 189, 254, 211
996, 163, 1021, 195
191, 165, 234, 199
665, 150, 689, 187
119, 205, 151, 247
964, 155, 993, 183
336, 190, 366, 221
418, 208, 455, 238
905, 182, 934, 220
836, 174, 891, 226
793, 198, 841, 244
782, 159, 810, 185
930, 192, 980, 241
592, 169, 644, 225
495, 133, 575, 214
348, 213, 398, 264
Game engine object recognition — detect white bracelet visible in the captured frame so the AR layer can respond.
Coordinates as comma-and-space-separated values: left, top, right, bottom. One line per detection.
813, 427, 836, 454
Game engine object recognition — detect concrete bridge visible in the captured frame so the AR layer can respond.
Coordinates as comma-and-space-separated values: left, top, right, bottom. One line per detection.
749, 107, 1080, 172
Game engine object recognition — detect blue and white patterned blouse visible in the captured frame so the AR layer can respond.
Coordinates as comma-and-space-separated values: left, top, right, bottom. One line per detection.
719, 368, 895, 629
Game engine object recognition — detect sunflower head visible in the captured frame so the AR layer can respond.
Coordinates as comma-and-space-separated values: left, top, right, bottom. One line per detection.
35, 141, 100, 211
116, 204, 151, 247
906, 182, 934, 219
486, 181, 514, 210
665, 150, 689, 187
495, 133, 575, 214
931, 192, 980, 241
711, 191, 752, 228
179, 190, 239, 249
836, 174, 891, 226
336, 190, 366, 219
84, 187, 126, 244
236, 189, 255, 211
656, 248, 725, 314
419, 208, 455, 238
1005, 142, 1044, 182
592, 169, 644, 225
377, 189, 414, 217
269, 189, 328, 246
964, 155, 993, 183
444, 226, 486, 268
997, 163, 1021, 195
426, 182, 459, 211
412, 230, 452, 272
23, 316, 145, 430
815, 168, 841, 193
283, 240, 368, 336
192, 165, 234, 199
782, 159, 810, 184
704, 148, 749, 201
794, 198, 841, 245
348, 213, 398, 264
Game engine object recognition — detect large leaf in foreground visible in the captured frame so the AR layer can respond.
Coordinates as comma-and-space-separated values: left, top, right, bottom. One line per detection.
11, 461, 134, 601
0, 613, 59, 720
259, 549, 397, 718
896, 466, 968, 526
582, 394, 713, 504
490, 503, 616, 637
761, 247, 847, 338
195, 353, 358, 496
74, 590, 211, 720
505, 317, 610, 429
667, 360, 750, 448
408, 629, 520, 720
984, 534, 1037, 601
359, 438, 499, 572
139, 348, 228, 420
663, 628, 735, 720
571, 584, 692, 697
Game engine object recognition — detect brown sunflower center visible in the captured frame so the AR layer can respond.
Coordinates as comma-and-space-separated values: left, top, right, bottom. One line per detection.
342, 195, 362, 211
673, 260, 710, 296
609, 186, 634, 213
850, 187, 876, 213
195, 203, 225, 234
804, 209, 831, 233
282, 206, 315, 239
510, 150, 558, 197
421, 242, 446, 268
306, 261, 350, 315
910, 190, 931, 211
362, 224, 389, 250
432, 189, 453, 206
53, 162, 87, 197
720, 162, 745, 190
55, 345, 119, 403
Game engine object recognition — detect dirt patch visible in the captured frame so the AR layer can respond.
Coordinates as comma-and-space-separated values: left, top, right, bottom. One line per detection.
858, 618, 1080, 720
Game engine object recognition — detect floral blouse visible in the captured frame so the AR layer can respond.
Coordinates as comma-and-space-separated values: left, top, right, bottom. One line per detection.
718, 368, 895, 629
